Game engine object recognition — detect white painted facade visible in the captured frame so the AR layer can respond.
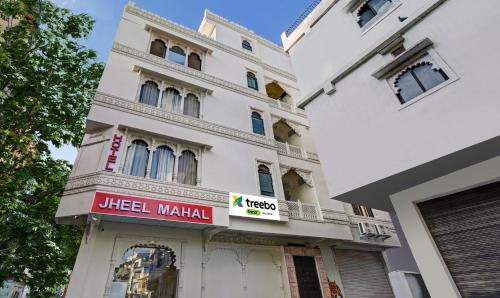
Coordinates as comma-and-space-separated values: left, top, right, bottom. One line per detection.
57, 3, 404, 298
283, 0, 500, 297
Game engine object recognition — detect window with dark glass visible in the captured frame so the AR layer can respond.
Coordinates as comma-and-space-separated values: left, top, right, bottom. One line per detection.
139, 81, 160, 107
123, 140, 150, 177
187, 52, 202, 70
168, 46, 186, 65
242, 40, 252, 51
247, 72, 259, 90
352, 203, 375, 217
183, 93, 200, 118
251, 112, 265, 135
258, 165, 274, 197
150, 39, 166, 58
395, 62, 449, 104
357, 0, 392, 27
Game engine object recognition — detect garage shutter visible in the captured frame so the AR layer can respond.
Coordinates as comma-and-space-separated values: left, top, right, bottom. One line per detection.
418, 181, 500, 297
333, 249, 394, 298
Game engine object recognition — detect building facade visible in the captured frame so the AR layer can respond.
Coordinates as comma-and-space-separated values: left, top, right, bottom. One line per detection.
282, 0, 500, 297
56, 3, 408, 298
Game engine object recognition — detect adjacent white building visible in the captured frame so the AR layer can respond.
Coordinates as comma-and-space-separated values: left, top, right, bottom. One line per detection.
54, 3, 418, 298
283, 0, 500, 297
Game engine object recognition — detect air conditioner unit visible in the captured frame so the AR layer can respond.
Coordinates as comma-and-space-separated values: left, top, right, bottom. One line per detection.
375, 224, 392, 240
358, 222, 376, 238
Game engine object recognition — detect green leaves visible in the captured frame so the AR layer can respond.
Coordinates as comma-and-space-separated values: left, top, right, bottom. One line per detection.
0, 1, 103, 296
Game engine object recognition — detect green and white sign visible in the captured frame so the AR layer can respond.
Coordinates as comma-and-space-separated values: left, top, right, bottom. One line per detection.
229, 192, 280, 221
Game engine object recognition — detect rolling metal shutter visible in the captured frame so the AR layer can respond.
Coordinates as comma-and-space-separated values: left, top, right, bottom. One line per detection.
333, 249, 394, 298
418, 181, 500, 297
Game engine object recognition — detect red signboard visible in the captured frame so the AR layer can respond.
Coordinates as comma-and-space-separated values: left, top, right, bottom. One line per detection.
91, 192, 213, 224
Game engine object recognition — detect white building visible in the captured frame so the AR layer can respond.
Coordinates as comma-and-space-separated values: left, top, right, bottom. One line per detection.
54, 2, 420, 298
282, 0, 500, 297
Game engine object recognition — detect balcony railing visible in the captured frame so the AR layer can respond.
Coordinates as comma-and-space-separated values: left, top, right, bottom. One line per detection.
286, 200, 319, 220
285, 0, 322, 37
275, 141, 305, 159
269, 99, 293, 112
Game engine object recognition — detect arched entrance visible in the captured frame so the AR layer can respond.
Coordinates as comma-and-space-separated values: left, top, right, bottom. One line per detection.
110, 243, 178, 298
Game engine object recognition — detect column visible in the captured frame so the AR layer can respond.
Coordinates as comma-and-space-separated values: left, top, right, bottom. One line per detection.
173, 144, 181, 183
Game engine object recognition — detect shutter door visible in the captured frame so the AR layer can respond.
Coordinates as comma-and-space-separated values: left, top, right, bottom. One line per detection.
418, 181, 500, 297
334, 249, 394, 298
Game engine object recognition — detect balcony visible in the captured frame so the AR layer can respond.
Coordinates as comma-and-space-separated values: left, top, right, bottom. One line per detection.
286, 200, 320, 221
276, 140, 305, 159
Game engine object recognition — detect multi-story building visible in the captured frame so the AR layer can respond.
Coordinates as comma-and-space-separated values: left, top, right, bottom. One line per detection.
55, 3, 414, 298
283, 0, 500, 297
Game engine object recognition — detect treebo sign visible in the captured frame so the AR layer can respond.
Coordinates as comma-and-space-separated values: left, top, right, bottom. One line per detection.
229, 192, 280, 221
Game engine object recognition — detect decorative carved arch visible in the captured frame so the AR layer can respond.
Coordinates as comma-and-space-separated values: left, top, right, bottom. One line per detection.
272, 118, 301, 137
122, 242, 177, 268
281, 168, 313, 187
393, 60, 440, 90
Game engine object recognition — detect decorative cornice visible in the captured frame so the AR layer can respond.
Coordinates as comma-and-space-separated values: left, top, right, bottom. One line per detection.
64, 171, 229, 207
112, 43, 302, 119
125, 4, 297, 82
204, 10, 284, 52
321, 208, 351, 224
94, 92, 277, 149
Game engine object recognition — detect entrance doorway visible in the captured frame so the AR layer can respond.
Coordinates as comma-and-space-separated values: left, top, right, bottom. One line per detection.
293, 256, 323, 298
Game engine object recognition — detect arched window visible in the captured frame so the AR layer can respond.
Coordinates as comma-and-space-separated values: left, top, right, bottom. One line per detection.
123, 140, 149, 177
395, 62, 449, 103
247, 72, 259, 90
258, 165, 274, 197
251, 112, 265, 135
178, 150, 197, 185
150, 39, 166, 58
357, 0, 392, 27
187, 52, 202, 71
110, 244, 178, 298
139, 81, 160, 107
161, 87, 182, 113
183, 93, 200, 118
168, 45, 186, 65
151, 145, 175, 181
242, 40, 252, 51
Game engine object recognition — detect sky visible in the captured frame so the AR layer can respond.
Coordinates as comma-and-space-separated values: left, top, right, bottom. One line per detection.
49, 0, 312, 163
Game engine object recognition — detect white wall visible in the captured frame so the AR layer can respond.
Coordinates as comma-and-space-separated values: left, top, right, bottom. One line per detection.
289, 0, 500, 200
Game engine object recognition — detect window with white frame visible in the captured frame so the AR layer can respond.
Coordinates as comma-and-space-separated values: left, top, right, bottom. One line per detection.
122, 135, 201, 186
137, 76, 203, 118
247, 72, 259, 91
353, 0, 399, 29
258, 164, 274, 197
387, 51, 455, 105
242, 39, 253, 51
251, 111, 265, 135
394, 62, 449, 104
148, 35, 203, 70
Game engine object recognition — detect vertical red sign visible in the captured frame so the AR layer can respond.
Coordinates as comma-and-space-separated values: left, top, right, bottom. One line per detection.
105, 133, 123, 172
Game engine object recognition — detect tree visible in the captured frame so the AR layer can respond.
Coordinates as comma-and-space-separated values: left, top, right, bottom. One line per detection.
0, 0, 104, 296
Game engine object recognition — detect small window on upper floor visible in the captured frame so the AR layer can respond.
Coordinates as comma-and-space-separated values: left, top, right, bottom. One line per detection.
357, 0, 393, 27
395, 62, 449, 104
251, 112, 265, 136
247, 72, 259, 91
352, 203, 374, 217
188, 52, 202, 71
242, 40, 252, 51
150, 39, 167, 58
258, 165, 274, 197
168, 45, 186, 65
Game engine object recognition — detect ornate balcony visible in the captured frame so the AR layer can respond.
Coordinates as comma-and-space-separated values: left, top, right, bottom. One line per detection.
286, 200, 320, 221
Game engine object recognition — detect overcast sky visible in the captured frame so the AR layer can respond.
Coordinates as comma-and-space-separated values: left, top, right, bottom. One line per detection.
49, 0, 312, 163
